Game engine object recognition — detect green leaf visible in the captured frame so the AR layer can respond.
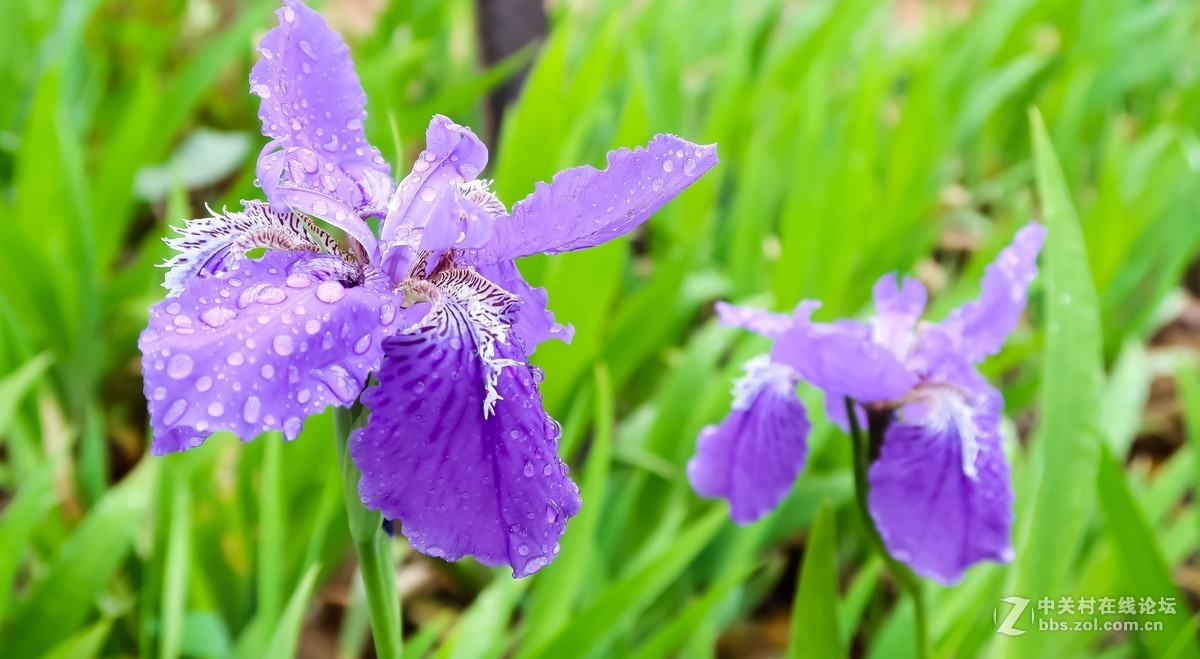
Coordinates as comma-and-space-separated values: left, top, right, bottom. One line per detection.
4, 461, 159, 659
1096, 445, 1199, 659
788, 501, 842, 658
1003, 108, 1105, 658
262, 564, 322, 659
521, 507, 727, 659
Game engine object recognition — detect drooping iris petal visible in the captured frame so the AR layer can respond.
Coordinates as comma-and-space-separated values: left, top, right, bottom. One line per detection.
250, 0, 392, 255
479, 135, 718, 263
937, 222, 1046, 363
139, 251, 404, 454
473, 259, 574, 352
714, 301, 798, 339
379, 115, 492, 250
160, 201, 345, 296
771, 305, 917, 404
867, 376, 1013, 585
351, 270, 581, 577
870, 273, 926, 359
688, 356, 809, 524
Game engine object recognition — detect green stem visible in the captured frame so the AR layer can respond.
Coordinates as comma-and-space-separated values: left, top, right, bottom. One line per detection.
334, 406, 403, 659
844, 398, 928, 659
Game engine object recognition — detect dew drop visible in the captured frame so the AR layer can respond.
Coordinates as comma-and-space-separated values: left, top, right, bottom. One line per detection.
297, 388, 312, 404
166, 354, 194, 379
298, 40, 317, 60
207, 401, 224, 417
419, 186, 436, 202
286, 273, 312, 288
273, 334, 295, 356
353, 334, 371, 354
260, 364, 275, 379
379, 303, 396, 325
152, 386, 167, 401
652, 178, 664, 192
257, 286, 286, 305
243, 396, 262, 423
311, 199, 329, 215
251, 84, 271, 99
200, 307, 236, 328
195, 376, 213, 392
662, 160, 675, 173
305, 319, 321, 335
518, 545, 530, 556
523, 462, 535, 477
163, 399, 188, 425
226, 352, 245, 366
283, 417, 303, 440
316, 281, 346, 303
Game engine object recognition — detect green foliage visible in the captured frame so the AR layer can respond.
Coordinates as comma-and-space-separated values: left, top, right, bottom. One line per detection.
1, 0, 1198, 657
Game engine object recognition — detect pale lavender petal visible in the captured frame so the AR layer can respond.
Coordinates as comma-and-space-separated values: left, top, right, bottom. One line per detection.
937, 222, 1046, 363
688, 356, 809, 524
868, 376, 1013, 585
139, 251, 404, 454
870, 273, 926, 359
714, 301, 795, 339
351, 270, 580, 577
250, 0, 391, 254
771, 308, 916, 404
479, 135, 718, 263
378, 116, 491, 250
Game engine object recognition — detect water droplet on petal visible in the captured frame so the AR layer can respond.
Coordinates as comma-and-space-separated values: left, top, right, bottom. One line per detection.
305, 319, 321, 335
200, 307, 236, 328
283, 417, 303, 440
353, 334, 371, 354
163, 399, 188, 425
315, 281, 345, 303
152, 386, 167, 401
273, 334, 295, 356
298, 40, 317, 60
207, 401, 224, 416
226, 352, 245, 366
251, 84, 271, 99
286, 273, 312, 288
419, 186, 436, 202
260, 364, 275, 379
662, 160, 674, 173
166, 354, 193, 379
523, 462, 535, 477
195, 376, 213, 392
518, 544, 530, 556
379, 304, 396, 325
256, 286, 286, 305
241, 396, 261, 424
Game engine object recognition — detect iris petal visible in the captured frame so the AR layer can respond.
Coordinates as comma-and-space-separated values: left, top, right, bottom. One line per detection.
688, 356, 809, 524
350, 273, 580, 577
771, 307, 916, 404
937, 222, 1046, 363
867, 371, 1014, 585
140, 251, 405, 454
870, 273, 927, 359
480, 135, 718, 263
379, 116, 493, 253
250, 0, 392, 255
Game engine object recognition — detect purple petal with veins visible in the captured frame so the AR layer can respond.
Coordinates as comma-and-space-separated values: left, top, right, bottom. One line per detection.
480, 135, 718, 263
688, 356, 809, 523
351, 271, 580, 577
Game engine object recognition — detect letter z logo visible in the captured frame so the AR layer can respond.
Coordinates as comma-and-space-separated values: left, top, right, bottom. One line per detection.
995, 596, 1030, 636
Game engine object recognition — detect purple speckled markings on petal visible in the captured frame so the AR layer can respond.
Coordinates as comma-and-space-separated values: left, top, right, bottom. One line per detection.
480, 135, 718, 263
350, 271, 581, 577
251, 0, 392, 256
688, 356, 810, 523
140, 251, 404, 454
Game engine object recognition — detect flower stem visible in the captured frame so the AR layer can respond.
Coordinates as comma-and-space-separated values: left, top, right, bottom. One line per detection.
334, 406, 403, 659
844, 398, 928, 659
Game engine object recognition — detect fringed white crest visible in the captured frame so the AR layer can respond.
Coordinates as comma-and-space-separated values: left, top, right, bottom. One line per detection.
160, 200, 348, 296
402, 267, 521, 416
458, 179, 507, 215
731, 355, 798, 410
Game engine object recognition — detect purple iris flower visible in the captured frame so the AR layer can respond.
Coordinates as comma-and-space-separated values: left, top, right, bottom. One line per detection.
689, 223, 1045, 585
140, 0, 717, 577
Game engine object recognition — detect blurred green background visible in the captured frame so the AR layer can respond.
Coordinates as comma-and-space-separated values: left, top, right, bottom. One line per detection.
2, 0, 1200, 657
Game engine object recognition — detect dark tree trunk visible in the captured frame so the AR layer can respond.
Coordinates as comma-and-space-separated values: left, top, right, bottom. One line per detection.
474, 0, 547, 144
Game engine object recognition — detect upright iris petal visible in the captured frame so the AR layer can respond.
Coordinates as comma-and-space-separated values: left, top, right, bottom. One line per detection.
689, 223, 1044, 584
251, 0, 393, 257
